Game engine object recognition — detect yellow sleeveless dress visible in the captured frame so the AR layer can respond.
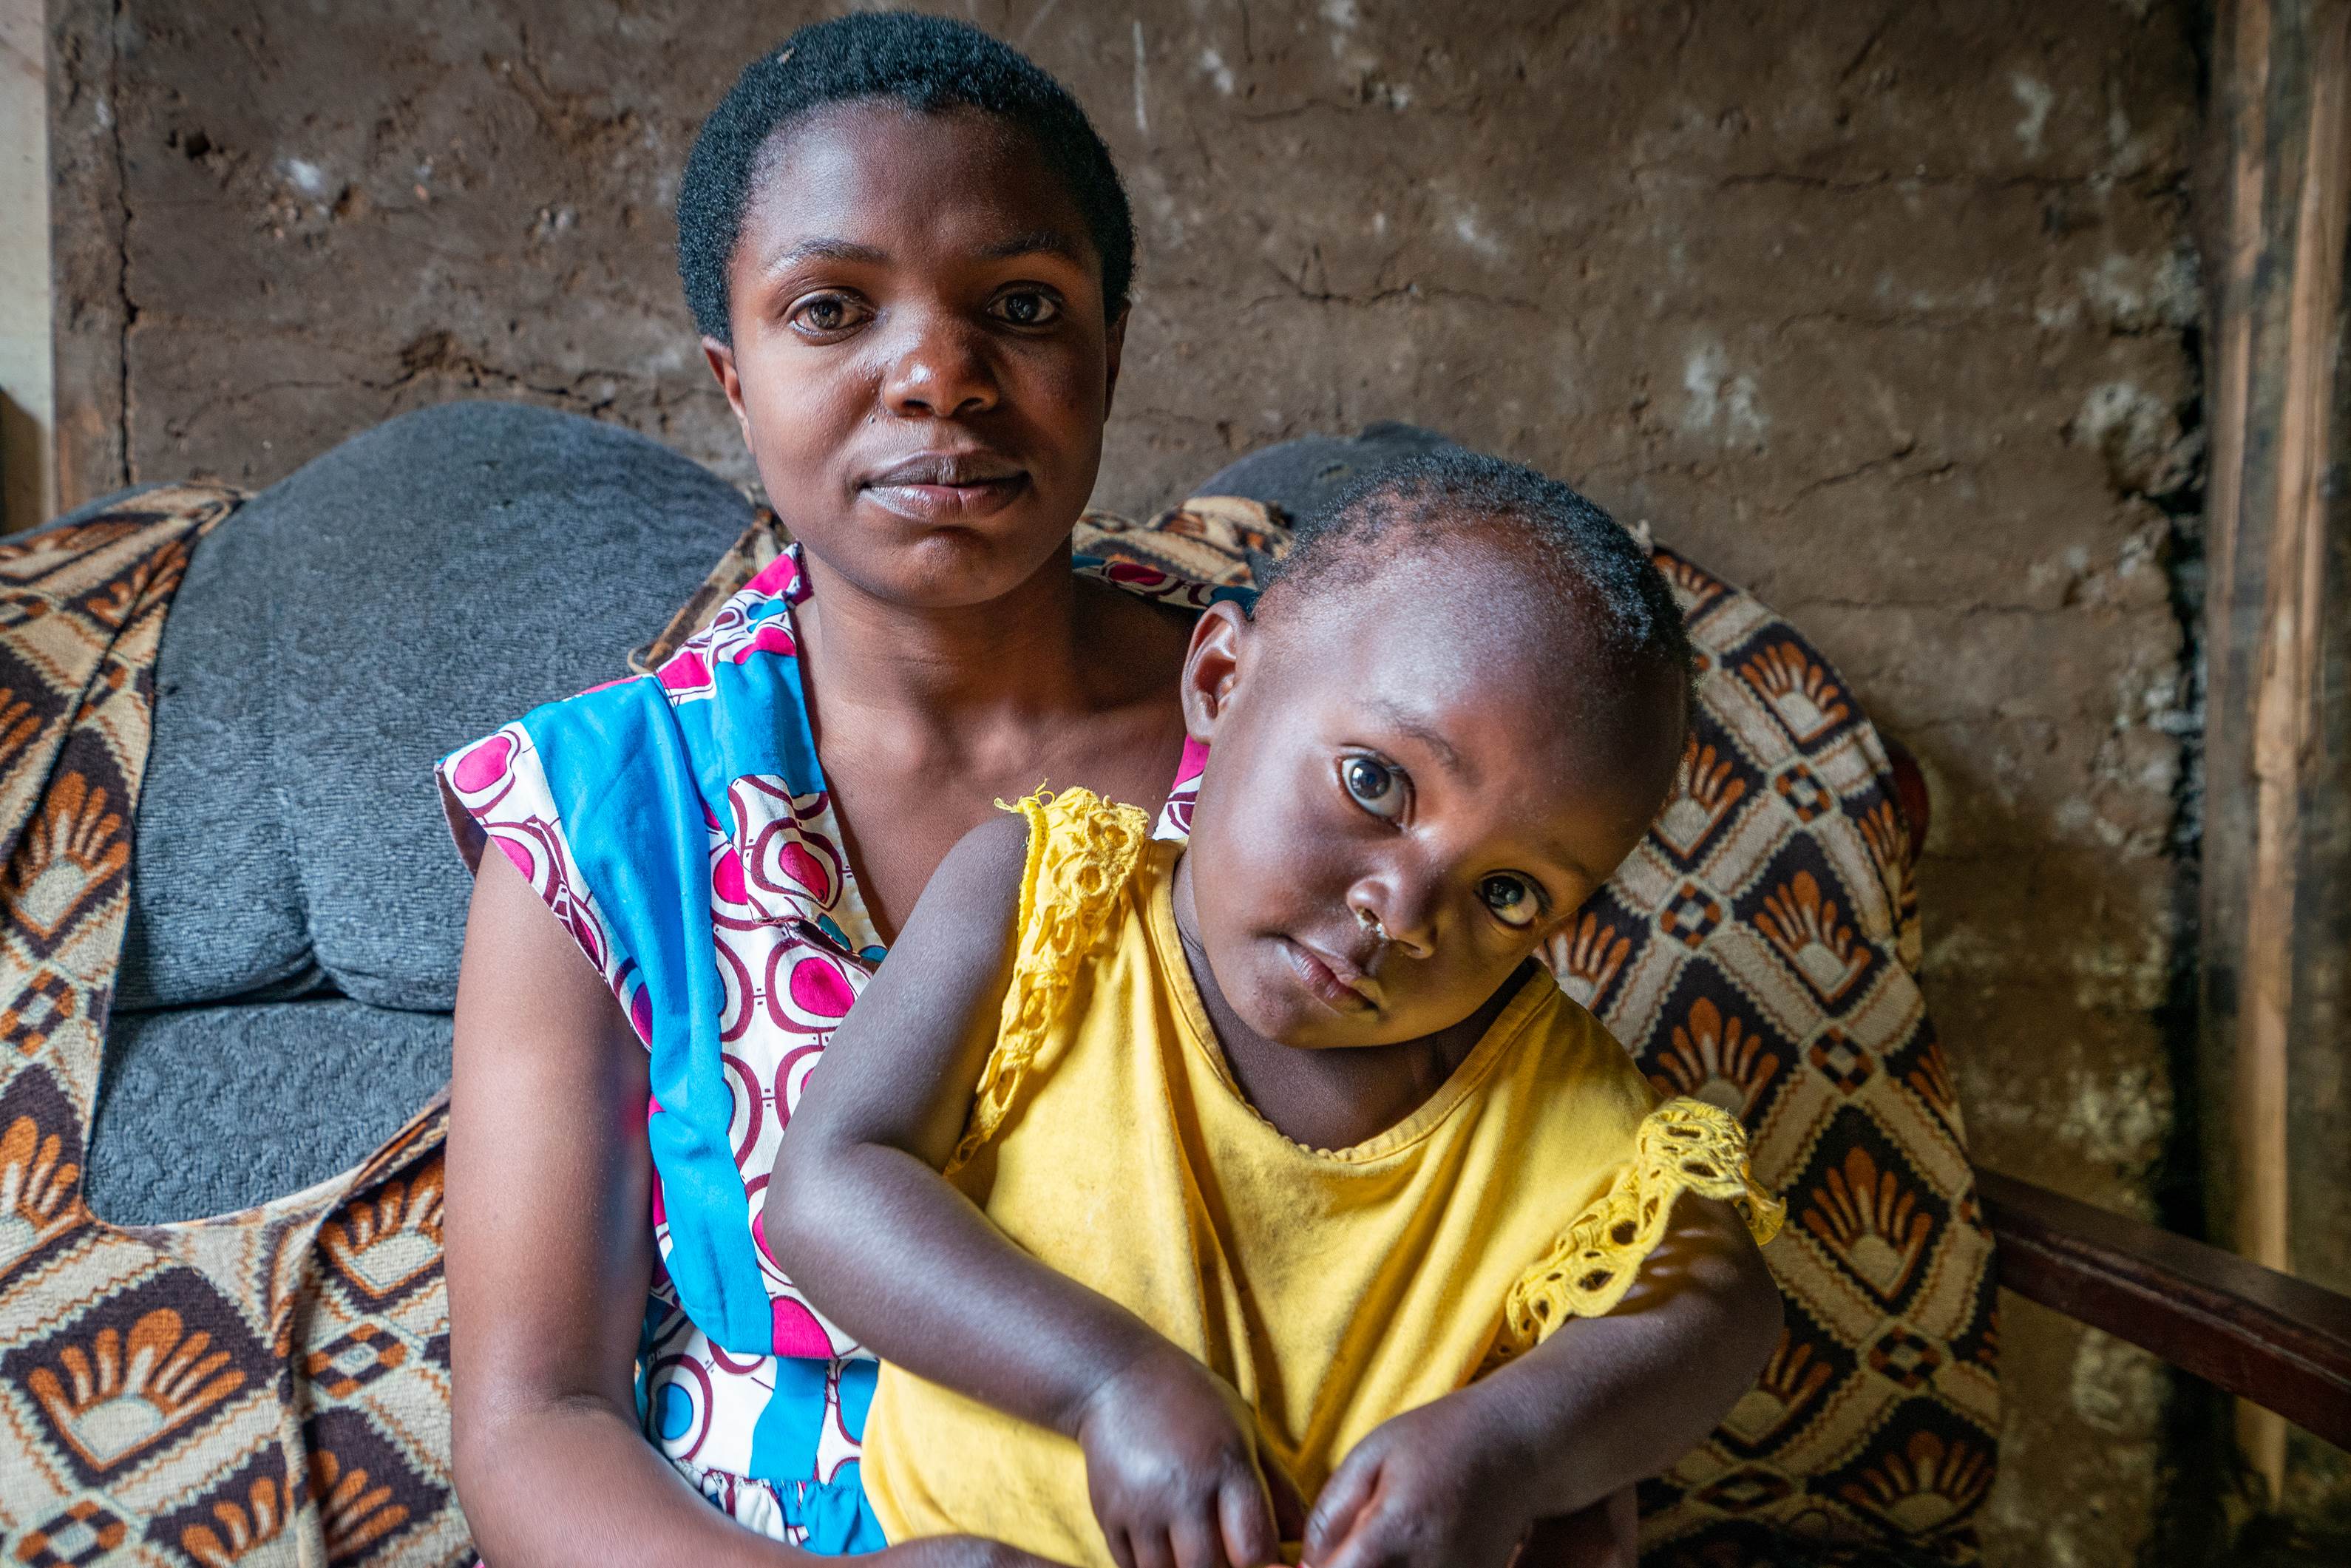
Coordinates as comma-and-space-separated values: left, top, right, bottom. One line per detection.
860, 790, 1781, 1564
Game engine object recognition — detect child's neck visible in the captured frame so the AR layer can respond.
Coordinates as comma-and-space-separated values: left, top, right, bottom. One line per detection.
1170, 855, 1527, 1152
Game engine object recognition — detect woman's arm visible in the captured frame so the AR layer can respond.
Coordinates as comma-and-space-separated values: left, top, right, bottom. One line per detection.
770, 815, 1293, 1567
447, 849, 1065, 1568
1301, 1197, 1782, 1568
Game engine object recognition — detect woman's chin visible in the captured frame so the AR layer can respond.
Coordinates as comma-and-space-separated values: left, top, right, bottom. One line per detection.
816, 521, 1075, 611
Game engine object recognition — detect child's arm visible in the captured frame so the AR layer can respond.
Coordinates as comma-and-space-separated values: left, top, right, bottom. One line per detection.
1300, 1196, 1780, 1568
769, 814, 1295, 1568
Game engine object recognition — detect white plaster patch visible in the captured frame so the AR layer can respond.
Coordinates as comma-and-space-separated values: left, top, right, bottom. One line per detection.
1131, 21, 1150, 137
2057, 1060, 2168, 1165
2069, 380, 2168, 472
2069, 1326, 2162, 1436
1320, 0, 1360, 58
2078, 249, 2201, 333
1451, 211, 1504, 260
280, 156, 328, 197
2011, 73, 2055, 157
1680, 342, 1768, 445
1198, 47, 1235, 95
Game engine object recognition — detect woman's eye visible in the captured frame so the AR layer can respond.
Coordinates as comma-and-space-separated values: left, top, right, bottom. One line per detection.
790, 294, 867, 335
1479, 875, 1541, 930
1340, 756, 1406, 821
990, 290, 1061, 327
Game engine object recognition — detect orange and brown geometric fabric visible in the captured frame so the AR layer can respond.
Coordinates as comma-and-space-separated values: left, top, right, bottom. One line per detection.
0, 489, 466, 1566
1599, 547, 1997, 1567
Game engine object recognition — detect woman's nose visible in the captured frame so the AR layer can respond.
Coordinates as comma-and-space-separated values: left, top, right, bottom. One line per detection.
880, 311, 998, 420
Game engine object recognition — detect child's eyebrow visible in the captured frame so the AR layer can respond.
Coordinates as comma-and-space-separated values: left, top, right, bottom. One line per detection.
1368, 699, 1470, 781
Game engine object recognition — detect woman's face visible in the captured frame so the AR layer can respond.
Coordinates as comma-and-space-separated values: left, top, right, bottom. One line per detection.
705, 101, 1124, 611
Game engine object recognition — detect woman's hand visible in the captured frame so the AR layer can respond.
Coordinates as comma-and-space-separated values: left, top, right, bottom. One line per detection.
1073, 1348, 1298, 1568
1298, 1396, 1533, 1568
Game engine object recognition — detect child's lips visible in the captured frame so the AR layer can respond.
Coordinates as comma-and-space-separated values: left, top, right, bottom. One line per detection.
1283, 938, 1382, 1013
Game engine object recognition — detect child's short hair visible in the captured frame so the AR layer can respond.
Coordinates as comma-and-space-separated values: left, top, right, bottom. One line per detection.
677, 13, 1136, 344
1257, 449, 1694, 688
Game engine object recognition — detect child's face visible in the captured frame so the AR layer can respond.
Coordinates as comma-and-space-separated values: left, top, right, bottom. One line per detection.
704, 101, 1124, 609
1178, 537, 1683, 1051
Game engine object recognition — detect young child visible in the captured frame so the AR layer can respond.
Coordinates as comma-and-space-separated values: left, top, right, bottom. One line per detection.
769, 452, 1784, 1568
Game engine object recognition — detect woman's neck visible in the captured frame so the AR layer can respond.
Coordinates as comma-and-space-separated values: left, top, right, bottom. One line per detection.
795, 543, 1099, 736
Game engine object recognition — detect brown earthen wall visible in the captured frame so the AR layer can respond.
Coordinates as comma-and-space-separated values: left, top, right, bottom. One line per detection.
45, 2, 2209, 1563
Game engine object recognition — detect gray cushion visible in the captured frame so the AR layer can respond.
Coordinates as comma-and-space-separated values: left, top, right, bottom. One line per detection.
1193, 421, 1463, 522
86, 1000, 452, 1223
120, 401, 756, 1013
116, 510, 313, 1007
90, 401, 755, 1221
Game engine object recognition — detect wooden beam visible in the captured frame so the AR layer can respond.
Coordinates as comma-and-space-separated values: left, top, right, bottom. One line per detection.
1978, 1168, 2351, 1452
2200, 0, 2351, 1496
0, 0, 52, 532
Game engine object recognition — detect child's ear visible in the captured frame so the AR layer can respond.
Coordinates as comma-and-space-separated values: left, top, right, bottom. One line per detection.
703, 337, 753, 438
1179, 599, 1251, 744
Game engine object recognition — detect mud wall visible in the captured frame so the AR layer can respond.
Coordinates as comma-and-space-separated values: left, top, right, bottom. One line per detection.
46, 2, 2209, 1563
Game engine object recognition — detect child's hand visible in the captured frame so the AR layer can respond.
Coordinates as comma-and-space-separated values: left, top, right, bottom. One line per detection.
1300, 1399, 1533, 1568
1073, 1347, 1294, 1568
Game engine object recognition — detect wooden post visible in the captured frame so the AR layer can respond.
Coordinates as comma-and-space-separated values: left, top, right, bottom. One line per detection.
0, 0, 52, 532
2199, 0, 2351, 1501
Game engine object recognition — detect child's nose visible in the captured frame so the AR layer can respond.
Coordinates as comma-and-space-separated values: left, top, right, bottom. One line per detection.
1357, 874, 1439, 961
881, 312, 999, 420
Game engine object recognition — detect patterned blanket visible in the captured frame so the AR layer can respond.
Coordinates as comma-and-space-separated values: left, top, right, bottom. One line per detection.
0, 489, 464, 1567
0, 486, 1995, 1567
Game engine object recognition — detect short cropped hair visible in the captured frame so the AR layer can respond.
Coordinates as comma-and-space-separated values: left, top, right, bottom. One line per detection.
677, 13, 1136, 344
1257, 449, 1694, 687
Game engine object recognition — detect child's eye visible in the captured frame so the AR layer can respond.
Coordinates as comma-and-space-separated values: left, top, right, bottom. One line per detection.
1340, 756, 1407, 821
789, 293, 869, 336
989, 290, 1062, 327
1479, 874, 1541, 930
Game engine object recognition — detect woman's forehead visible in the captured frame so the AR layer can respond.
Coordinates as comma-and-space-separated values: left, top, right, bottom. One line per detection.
740, 101, 1092, 261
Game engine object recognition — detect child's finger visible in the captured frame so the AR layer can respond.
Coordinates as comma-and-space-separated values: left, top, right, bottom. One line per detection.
1262, 1457, 1309, 1544
1306, 1512, 1402, 1568
1128, 1524, 1178, 1568
1301, 1450, 1382, 1564
1217, 1464, 1281, 1566
1175, 1502, 1236, 1568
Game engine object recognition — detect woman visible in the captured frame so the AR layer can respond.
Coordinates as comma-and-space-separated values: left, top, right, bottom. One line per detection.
441, 15, 1777, 1566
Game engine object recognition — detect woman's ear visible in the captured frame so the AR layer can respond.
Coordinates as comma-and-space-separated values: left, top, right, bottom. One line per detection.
1102, 306, 1129, 418
1179, 599, 1250, 744
703, 337, 753, 438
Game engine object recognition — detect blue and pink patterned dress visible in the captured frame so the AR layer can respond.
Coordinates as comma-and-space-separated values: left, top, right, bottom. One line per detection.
437, 546, 1234, 1550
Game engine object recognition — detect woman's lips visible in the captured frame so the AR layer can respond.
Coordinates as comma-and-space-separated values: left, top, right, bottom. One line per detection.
860, 475, 1031, 523
859, 454, 1030, 523
1282, 938, 1380, 1014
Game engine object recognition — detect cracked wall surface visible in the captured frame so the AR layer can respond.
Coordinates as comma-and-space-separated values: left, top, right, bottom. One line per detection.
46, 1, 2208, 1563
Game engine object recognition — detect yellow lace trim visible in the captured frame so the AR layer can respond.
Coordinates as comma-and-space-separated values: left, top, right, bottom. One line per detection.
1494, 1098, 1785, 1358
947, 787, 1152, 1174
